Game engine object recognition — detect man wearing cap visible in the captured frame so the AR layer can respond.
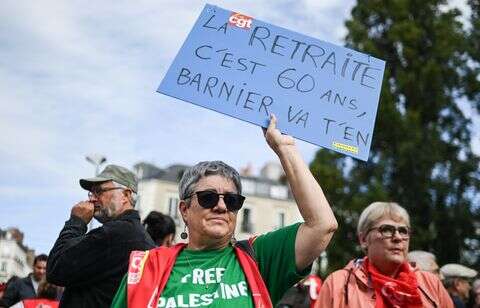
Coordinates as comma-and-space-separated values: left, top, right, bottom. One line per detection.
441, 263, 478, 308
46, 165, 155, 308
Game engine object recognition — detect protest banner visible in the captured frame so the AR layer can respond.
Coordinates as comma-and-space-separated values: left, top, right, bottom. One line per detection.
158, 4, 386, 161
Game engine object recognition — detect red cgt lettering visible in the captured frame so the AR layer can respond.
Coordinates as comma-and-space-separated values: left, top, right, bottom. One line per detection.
229, 13, 253, 29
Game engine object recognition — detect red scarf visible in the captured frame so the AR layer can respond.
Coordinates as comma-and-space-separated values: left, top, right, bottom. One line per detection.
126, 243, 272, 308
364, 257, 423, 308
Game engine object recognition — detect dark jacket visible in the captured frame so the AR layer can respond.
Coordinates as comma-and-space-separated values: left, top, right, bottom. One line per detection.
46, 209, 155, 308
451, 294, 466, 308
0, 275, 36, 307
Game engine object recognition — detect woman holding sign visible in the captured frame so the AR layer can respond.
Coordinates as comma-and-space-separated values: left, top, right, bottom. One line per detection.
317, 202, 453, 308
110, 115, 337, 308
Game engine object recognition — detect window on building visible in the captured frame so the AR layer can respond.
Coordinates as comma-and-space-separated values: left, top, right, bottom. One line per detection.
241, 208, 252, 233
270, 185, 288, 199
241, 179, 255, 195
168, 197, 179, 220
0, 261, 6, 272
256, 182, 270, 196
277, 212, 285, 229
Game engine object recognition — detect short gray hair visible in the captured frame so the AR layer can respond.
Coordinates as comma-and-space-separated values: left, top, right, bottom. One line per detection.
178, 161, 242, 201
408, 250, 436, 272
357, 202, 410, 236
113, 182, 137, 207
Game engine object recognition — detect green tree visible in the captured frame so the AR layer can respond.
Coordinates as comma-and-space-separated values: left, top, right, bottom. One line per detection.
311, 0, 480, 275
466, 0, 480, 103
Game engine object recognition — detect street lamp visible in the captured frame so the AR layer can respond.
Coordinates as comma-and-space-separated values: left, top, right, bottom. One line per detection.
85, 154, 107, 231
85, 154, 107, 176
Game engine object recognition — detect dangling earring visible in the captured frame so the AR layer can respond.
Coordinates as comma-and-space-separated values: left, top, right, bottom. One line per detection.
180, 225, 188, 239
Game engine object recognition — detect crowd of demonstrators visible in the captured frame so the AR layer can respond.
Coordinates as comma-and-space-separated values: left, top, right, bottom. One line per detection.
0, 254, 48, 307
110, 115, 338, 308
46, 165, 155, 307
142, 210, 176, 247
441, 263, 478, 308
2, 120, 480, 308
10, 280, 59, 308
317, 202, 453, 308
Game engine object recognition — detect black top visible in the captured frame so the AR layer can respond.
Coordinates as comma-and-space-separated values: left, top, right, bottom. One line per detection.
47, 210, 155, 308
451, 295, 466, 308
0, 275, 35, 307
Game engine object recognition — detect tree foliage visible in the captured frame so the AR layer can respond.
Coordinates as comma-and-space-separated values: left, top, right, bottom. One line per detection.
311, 0, 480, 274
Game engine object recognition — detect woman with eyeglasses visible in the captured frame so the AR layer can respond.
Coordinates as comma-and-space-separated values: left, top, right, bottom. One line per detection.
317, 202, 453, 308
110, 115, 338, 308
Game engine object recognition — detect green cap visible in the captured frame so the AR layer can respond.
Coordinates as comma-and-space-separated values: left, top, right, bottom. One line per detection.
80, 164, 138, 193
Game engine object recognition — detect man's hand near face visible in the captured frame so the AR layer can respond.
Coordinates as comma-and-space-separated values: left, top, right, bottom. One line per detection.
71, 201, 95, 224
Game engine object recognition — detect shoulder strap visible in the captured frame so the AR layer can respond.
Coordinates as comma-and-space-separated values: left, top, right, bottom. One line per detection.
236, 239, 257, 263
234, 244, 273, 308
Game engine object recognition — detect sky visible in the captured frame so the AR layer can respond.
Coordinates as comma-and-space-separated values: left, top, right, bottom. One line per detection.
0, 0, 477, 255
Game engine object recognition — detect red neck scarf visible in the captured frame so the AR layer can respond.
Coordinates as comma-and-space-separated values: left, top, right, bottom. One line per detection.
364, 257, 423, 308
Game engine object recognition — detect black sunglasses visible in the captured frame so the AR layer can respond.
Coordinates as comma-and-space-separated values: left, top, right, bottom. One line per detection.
368, 224, 411, 239
186, 190, 245, 212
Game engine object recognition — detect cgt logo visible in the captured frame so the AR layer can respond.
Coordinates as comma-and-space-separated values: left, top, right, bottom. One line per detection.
229, 12, 253, 29
128, 251, 148, 284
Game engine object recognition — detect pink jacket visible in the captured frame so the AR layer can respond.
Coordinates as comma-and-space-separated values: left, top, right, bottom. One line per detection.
316, 259, 453, 308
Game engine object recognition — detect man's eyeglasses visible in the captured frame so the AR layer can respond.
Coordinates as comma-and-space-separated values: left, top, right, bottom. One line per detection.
186, 190, 245, 212
368, 224, 411, 239
88, 187, 124, 199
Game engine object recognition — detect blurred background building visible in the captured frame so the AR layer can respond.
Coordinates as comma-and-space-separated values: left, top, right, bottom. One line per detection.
0, 228, 34, 282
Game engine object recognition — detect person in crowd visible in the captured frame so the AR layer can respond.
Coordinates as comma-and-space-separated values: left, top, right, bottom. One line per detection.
142, 211, 176, 247
0, 276, 18, 305
0, 254, 47, 307
408, 250, 441, 277
111, 114, 338, 308
468, 279, 480, 308
441, 263, 477, 308
317, 202, 453, 307
276, 275, 322, 308
0, 283, 6, 301
10, 280, 59, 308
46, 164, 155, 307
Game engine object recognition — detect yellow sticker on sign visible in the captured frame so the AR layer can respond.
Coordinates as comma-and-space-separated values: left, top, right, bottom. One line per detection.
332, 142, 359, 154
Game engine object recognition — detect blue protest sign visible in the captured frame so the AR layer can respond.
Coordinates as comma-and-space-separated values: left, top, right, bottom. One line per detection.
158, 4, 386, 161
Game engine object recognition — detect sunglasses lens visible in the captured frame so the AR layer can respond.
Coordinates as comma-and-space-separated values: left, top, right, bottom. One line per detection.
224, 194, 245, 211
196, 191, 219, 209
194, 191, 245, 211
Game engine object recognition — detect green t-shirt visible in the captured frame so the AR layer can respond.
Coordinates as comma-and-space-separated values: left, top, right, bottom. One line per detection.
159, 246, 252, 307
111, 223, 309, 308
